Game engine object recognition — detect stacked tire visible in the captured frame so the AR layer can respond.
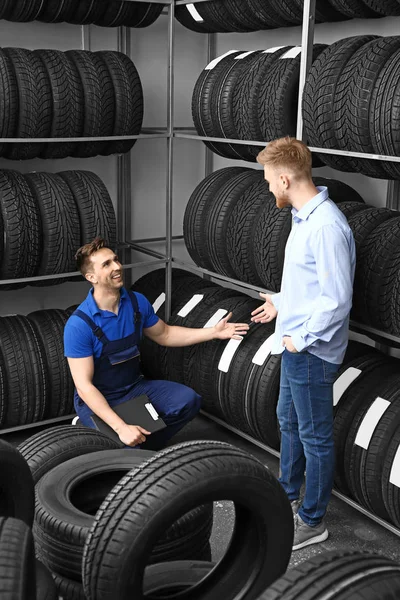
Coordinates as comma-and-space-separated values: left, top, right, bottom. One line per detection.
0, 169, 116, 287
259, 550, 400, 599
176, 0, 387, 32
192, 45, 327, 161
132, 269, 283, 449
303, 35, 400, 178
0, 310, 74, 428
0, 48, 143, 159
183, 168, 364, 292
0, 1, 163, 27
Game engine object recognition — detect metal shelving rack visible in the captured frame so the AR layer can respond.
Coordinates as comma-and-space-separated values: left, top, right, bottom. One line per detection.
127, 0, 400, 539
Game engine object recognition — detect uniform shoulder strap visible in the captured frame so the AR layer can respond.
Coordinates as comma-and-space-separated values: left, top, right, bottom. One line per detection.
72, 309, 109, 345
128, 291, 141, 326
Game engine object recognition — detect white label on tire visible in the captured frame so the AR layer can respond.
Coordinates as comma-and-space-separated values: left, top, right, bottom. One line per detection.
252, 334, 275, 366
354, 397, 390, 450
263, 46, 286, 53
203, 309, 228, 328
333, 368, 362, 406
152, 293, 165, 313
205, 50, 238, 70
218, 339, 243, 373
280, 47, 302, 59
235, 51, 256, 60
177, 294, 204, 317
187, 4, 204, 22
389, 444, 400, 488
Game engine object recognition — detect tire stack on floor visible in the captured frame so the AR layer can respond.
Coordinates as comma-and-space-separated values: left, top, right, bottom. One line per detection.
192, 45, 327, 161
0, 1, 163, 27
176, 0, 388, 33
132, 268, 282, 450
134, 269, 400, 528
303, 35, 400, 177
16, 428, 293, 599
333, 350, 400, 529
183, 169, 364, 292
259, 550, 400, 599
0, 309, 75, 428
0, 169, 116, 288
0, 439, 58, 599
0, 48, 143, 160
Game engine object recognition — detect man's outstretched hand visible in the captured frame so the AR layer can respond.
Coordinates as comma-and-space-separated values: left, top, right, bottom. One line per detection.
214, 312, 250, 341
251, 292, 278, 323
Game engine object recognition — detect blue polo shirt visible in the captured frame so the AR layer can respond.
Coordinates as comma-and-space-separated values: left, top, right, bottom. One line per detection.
64, 287, 159, 360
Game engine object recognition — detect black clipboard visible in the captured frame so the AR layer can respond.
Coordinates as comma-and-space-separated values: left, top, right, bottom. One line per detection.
91, 395, 167, 444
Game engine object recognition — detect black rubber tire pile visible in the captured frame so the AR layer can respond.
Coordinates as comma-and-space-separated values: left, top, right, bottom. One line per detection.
183, 168, 365, 292
0, 169, 116, 288
15, 430, 293, 599
0, 0, 163, 27
192, 45, 327, 162
259, 550, 400, 599
0, 438, 59, 599
132, 268, 283, 450
304, 35, 400, 179
333, 348, 400, 530
0, 47, 143, 160
0, 308, 79, 429
134, 269, 400, 529
176, 0, 389, 32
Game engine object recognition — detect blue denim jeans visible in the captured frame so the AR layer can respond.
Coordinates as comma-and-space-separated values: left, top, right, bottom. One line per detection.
277, 349, 340, 526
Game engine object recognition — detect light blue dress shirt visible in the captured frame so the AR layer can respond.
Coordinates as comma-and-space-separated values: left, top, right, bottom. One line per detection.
271, 187, 356, 364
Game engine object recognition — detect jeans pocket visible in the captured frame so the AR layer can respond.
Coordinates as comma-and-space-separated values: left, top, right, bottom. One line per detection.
322, 360, 340, 384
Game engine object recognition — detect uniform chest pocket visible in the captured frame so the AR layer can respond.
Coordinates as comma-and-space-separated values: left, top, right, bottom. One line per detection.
107, 344, 140, 366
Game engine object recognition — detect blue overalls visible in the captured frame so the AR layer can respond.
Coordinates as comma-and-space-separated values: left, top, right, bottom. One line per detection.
72, 291, 201, 450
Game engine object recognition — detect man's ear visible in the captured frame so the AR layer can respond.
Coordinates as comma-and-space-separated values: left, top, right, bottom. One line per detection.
85, 272, 96, 284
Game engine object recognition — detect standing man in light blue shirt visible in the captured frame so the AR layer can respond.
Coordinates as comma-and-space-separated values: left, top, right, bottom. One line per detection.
252, 137, 356, 551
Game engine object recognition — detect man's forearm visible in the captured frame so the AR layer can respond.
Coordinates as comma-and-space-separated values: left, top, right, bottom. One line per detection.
76, 384, 126, 433
158, 325, 217, 347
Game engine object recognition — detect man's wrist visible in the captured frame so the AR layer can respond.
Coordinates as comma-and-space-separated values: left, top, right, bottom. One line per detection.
112, 420, 127, 434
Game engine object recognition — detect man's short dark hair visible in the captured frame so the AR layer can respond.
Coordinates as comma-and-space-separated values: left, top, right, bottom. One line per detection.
75, 237, 109, 275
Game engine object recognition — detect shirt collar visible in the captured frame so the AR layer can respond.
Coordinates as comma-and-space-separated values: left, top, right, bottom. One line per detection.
291, 186, 328, 222
87, 286, 128, 316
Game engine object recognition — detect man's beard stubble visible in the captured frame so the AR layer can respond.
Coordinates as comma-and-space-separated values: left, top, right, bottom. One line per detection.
275, 193, 291, 209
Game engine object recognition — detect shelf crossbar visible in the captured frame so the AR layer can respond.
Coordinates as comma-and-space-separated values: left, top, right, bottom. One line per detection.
0, 259, 164, 286
200, 410, 400, 539
0, 414, 75, 436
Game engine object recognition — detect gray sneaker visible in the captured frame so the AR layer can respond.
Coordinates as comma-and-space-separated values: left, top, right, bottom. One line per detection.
293, 514, 328, 550
291, 500, 300, 518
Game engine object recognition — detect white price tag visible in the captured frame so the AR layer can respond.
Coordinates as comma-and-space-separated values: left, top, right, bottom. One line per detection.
205, 50, 238, 70
354, 397, 390, 450
280, 47, 302, 59
218, 339, 243, 373
263, 46, 286, 54
389, 444, 400, 488
177, 294, 204, 317
152, 293, 165, 313
333, 367, 362, 406
187, 4, 204, 22
235, 51, 256, 60
145, 403, 159, 421
252, 334, 275, 366
203, 309, 228, 328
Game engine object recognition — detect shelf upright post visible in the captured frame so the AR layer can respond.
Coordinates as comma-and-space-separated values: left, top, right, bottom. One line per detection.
205, 33, 216, 178
117, 26, 133, 288
165, 0, 175, 321
296, 0, 316, 141
81, 24, 91, 50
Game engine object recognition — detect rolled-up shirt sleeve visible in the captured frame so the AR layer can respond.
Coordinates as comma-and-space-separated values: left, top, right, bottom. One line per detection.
291, 224, 354, 353
271, 292, 281, 312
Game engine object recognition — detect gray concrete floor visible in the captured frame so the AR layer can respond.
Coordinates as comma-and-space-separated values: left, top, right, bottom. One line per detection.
168, 414, 400, 569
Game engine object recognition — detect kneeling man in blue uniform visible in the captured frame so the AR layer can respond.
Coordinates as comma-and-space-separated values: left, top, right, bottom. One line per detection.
64, 237, 248, 449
